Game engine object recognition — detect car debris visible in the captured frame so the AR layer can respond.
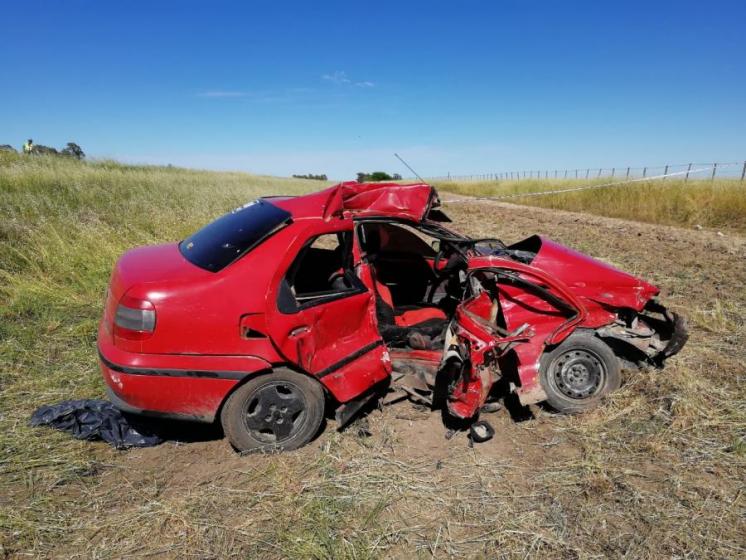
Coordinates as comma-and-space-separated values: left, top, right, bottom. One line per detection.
97, 181, 688, 453
469, 420, 495, 444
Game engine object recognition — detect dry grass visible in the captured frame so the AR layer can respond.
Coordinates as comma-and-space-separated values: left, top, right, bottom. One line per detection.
1, 153, 745, 559
436, 178, 746, 233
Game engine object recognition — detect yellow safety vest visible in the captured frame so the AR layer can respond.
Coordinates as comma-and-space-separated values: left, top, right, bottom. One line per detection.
23, 143, 33, 153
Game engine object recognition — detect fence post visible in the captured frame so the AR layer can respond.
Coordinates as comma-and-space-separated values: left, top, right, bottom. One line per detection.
611, 167, 615, 178
545, 170, 548, 179
685, 163, 691, 182
575, 169, 578, 179
643, 167, 647, 178
741, 161, 746, 182
585, 168, 589, 179
597, 168, 602, 178
554, 170, 558, 178
626, 167, 630, 178
711, 162, 718, 181
564, 170, 568, 179
663, 164, 668, 180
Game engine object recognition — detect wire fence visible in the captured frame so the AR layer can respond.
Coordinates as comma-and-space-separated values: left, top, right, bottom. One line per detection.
429, 161, 746, 182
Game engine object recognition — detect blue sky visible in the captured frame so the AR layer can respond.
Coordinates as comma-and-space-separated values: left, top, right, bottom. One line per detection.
2, 0, 744, 179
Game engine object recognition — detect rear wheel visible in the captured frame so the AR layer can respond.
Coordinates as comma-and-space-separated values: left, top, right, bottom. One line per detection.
539, 333, 621, 414
221, 369, 324, 453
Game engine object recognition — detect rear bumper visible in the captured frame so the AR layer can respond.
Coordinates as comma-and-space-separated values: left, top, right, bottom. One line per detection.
97, 325, 273, 423
105, 385, 211, 422
99, 356, 234, 423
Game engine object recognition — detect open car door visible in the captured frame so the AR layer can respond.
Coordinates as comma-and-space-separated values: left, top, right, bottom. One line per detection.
264, 226, 391, 403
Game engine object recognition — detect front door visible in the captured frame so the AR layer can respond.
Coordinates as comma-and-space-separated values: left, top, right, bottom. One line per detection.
265, 226, 390, 402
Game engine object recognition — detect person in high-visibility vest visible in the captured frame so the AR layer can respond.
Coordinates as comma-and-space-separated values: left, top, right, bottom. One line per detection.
23, 139, 33, 154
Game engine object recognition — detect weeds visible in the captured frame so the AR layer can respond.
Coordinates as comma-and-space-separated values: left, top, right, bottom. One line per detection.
1, 153, 745, 558
437, 178, 746, 233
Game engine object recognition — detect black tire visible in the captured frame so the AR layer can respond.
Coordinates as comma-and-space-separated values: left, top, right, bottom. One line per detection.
221, 369, 325, 453
539, 333, 621, 414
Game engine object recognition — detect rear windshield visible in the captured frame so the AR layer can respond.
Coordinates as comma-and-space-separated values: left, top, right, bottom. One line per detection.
179, 199, 292, 272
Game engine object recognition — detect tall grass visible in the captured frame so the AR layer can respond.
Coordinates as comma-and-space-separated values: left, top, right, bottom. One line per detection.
0, 153, 327, 554
436, 178, 746, 232
1, 153, 744, 558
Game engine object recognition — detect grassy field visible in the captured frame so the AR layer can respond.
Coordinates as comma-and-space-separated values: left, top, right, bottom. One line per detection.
436, 178, 746, 233
1, 153, 745, 558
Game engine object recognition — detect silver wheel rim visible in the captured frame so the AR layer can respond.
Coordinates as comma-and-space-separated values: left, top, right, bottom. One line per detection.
550, 348, 607, 400
242, 381, 307, 443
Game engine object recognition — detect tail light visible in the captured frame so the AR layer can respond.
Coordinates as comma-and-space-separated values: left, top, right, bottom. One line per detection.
114, 294, 156, 340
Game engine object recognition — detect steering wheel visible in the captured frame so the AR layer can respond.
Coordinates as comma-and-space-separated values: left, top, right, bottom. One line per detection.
327, 269, 348, 289
427, 247, 465, 304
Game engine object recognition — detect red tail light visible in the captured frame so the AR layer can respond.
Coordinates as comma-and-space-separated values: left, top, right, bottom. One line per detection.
114, 294, 156, 340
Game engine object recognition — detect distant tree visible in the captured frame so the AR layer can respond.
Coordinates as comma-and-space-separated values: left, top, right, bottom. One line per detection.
60, 142, 85, 160
292, 173, 327, 181
0, 144, 17, 153
369, 171, 393, 181
356, 171, 403, 182
30, 144, 58, 155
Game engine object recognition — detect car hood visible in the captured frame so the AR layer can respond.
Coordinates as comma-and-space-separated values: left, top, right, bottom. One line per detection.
471, 236, 659, 311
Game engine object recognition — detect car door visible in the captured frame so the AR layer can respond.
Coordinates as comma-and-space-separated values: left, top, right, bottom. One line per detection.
264, 223, 391, 402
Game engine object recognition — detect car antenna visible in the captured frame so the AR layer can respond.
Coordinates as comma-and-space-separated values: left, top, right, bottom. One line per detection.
394, 153, 426, 183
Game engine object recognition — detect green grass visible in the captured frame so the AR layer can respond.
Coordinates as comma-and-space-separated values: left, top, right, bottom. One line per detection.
0, 153, 331, 556
1, 153, 745, 558
436, 178, 746, 233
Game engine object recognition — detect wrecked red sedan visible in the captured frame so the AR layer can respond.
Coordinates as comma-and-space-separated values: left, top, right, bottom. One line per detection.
98, 182, 687, 452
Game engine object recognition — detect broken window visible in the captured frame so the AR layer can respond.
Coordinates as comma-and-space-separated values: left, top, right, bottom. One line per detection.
281, 231, 365, 309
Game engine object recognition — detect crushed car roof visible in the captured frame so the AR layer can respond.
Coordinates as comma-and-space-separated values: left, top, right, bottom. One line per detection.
270, 181, 449, 222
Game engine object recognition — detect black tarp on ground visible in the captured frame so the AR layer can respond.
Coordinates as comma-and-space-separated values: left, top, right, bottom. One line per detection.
30, 399, 163, 449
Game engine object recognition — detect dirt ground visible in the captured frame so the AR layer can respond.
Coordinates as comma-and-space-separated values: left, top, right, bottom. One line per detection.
4, 198, 745, 559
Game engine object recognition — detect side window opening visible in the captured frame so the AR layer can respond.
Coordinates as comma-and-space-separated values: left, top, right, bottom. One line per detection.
357, 222, 439, 307
281, 231, 363, 309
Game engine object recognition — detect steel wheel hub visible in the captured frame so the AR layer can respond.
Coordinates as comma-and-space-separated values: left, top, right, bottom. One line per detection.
243, 382, 306, 443
552, 349, 606, 399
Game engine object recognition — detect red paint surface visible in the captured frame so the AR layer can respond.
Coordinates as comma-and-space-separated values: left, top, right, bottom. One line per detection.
98, 182, 664, 422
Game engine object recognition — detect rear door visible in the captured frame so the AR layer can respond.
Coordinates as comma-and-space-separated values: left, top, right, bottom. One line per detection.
265, 223, 391, 402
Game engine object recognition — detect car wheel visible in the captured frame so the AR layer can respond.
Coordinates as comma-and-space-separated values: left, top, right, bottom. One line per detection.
221, 369, 325, 453
539, 333, 621, 414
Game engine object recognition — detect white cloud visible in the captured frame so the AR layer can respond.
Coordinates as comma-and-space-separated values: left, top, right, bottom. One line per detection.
322, 71, 351, 85
322, 71, 374, 88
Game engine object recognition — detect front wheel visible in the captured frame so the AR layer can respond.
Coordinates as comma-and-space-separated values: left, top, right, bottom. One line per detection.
539, 333, 621, 414
221, 369, 325, 453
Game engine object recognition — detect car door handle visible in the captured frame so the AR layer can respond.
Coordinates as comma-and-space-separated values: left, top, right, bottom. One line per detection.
289, 326, 311, 338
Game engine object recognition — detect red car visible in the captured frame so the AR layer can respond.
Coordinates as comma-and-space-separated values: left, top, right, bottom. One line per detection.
98, 182, 687, 452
